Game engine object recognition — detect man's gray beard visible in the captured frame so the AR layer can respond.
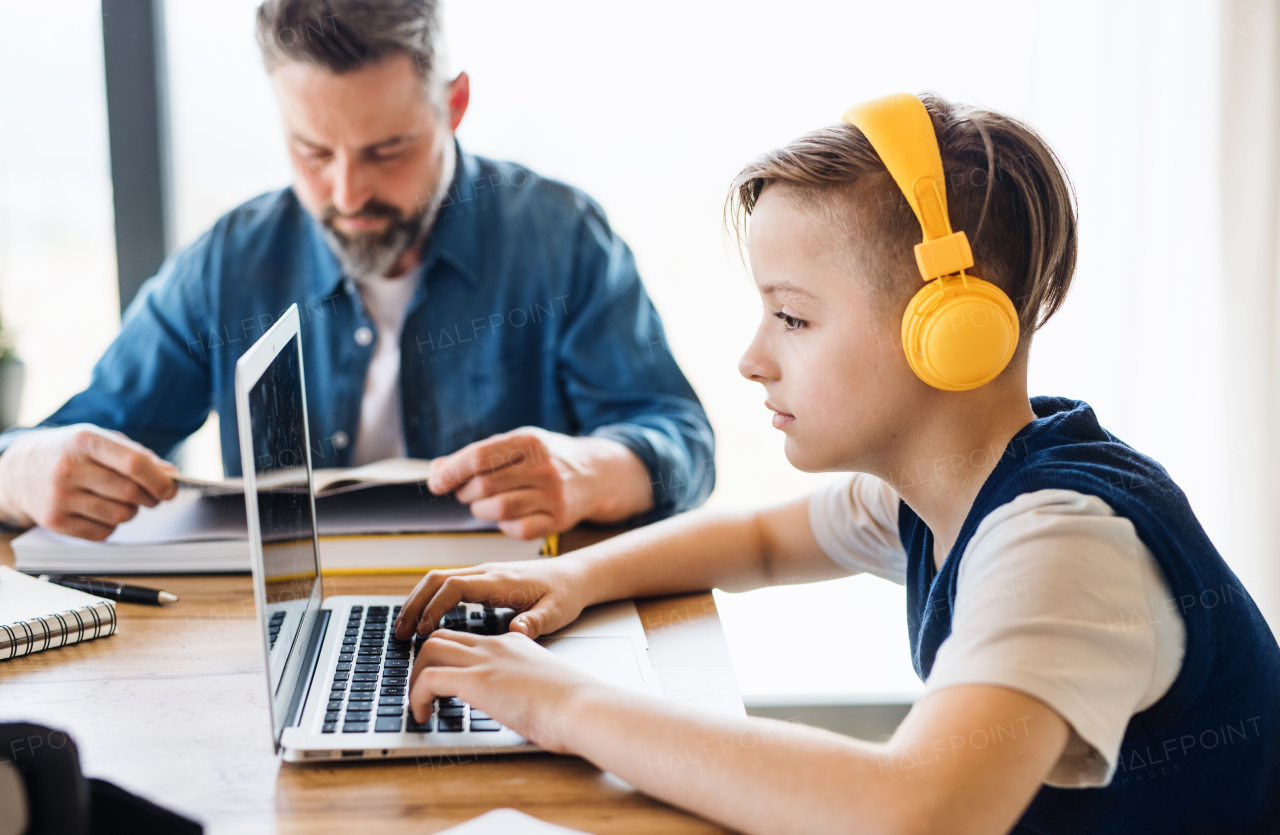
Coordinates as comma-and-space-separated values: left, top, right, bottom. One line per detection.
320, 141, 457, 280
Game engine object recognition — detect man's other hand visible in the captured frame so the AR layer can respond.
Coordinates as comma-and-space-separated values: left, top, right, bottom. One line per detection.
427, 427, 653, 539
0, 424, 179, 540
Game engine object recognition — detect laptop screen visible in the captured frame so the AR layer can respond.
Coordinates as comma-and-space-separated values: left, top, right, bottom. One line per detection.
246, 332, 320, 698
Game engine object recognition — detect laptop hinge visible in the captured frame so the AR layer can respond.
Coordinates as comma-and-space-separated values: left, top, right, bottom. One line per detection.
285, 609, 330, 729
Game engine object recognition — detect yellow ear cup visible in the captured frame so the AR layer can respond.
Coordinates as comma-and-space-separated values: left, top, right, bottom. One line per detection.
843, 93, 1020, 391
901, 273, 1019, 391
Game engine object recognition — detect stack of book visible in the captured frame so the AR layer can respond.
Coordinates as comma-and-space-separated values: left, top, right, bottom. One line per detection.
11, 458, 551, 575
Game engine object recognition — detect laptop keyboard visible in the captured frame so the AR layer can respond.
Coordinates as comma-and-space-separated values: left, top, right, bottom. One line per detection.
321, 603, 513, 735
268, 610, 285, 650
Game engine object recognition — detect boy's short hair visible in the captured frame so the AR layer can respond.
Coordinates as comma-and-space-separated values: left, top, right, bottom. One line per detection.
727, 93, 1078, 340
255, 0, 442, 88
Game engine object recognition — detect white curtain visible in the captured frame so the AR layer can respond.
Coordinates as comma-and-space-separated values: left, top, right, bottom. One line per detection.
1018, 1, 1280, 630
1219, 0, 1280, 629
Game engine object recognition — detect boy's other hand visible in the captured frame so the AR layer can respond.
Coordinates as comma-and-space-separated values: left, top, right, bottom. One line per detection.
0, 424, 178, 541
394, 558, 589, 641
407, 629, 601, 753
425, 426, 653, 539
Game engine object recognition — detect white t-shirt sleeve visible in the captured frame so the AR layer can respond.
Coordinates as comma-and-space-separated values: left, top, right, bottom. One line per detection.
808, 474, 908, 585
925, 489, 1187, 788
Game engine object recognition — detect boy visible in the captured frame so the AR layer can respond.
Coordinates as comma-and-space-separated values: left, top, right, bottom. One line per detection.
392, 93, 1280, 834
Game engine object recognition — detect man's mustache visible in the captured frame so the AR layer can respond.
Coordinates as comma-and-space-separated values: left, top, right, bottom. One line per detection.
321, 200, 406, 228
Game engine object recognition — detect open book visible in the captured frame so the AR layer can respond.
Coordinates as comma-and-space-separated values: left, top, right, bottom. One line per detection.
173, 457, 436, 498
13, 458, 553, 574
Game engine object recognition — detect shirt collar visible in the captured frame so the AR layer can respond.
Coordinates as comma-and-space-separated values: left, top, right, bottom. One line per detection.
422, 142, 482, 286
302, 141, 482, 302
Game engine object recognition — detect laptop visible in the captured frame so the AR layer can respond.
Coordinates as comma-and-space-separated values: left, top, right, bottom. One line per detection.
235, 304, 660, 763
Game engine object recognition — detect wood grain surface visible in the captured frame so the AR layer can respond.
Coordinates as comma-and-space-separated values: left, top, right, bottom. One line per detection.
0, 530, 743, 834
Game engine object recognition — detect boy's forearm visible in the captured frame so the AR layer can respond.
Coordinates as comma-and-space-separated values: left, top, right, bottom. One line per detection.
553, 684, 1065, 835
556, 685, 899, 835
564, 495, 836, 608
567, 507, 772, 607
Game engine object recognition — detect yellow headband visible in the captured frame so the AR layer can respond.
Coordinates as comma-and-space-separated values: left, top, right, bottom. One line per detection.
842, 93, 974, 282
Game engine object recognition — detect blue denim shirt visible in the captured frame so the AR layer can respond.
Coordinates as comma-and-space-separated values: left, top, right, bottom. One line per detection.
3, 148, 714, 515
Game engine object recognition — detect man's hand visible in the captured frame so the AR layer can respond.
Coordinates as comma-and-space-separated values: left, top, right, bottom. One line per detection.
394, 557, 591, 640
407, 629, 602, 753
427, 426, 653, 539
0, 424, 178, 540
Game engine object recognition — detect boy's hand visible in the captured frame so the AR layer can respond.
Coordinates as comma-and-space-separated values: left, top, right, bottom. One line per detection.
393, 558, 590, 641
408, 629, 602, 753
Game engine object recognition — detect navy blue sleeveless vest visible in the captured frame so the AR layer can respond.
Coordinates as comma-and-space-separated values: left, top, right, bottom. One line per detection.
901, 397, 1280, 834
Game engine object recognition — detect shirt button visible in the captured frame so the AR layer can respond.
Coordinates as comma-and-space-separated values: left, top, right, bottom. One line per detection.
354, 326, 374, 346
331, 431, 349, 450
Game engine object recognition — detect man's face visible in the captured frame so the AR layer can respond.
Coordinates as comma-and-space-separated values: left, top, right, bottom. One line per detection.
270, 53, 467, 278
737, 188, 927, 473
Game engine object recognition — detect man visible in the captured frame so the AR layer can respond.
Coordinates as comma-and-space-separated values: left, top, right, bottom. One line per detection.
0, 0, 713, 542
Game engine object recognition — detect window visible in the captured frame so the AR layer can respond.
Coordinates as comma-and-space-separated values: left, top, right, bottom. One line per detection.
0, 1, 118, 425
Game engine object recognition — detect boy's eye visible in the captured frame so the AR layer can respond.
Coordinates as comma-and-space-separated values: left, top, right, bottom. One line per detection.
773, 311, 808, 331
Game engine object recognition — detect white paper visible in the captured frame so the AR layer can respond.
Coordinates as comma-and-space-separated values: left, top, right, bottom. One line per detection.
435, 808, 592, 835
0, 566, 113, 623
172, 456, 435, 497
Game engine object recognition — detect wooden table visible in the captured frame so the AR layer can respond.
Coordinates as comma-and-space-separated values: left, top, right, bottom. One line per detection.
0, 531, 743, 834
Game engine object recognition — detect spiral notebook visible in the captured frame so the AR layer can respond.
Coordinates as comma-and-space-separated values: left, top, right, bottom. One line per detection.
0, 566, 117, 660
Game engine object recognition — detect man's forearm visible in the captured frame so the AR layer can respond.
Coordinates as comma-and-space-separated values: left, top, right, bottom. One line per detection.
589, 417, 715, 517
576, 436, 655, 523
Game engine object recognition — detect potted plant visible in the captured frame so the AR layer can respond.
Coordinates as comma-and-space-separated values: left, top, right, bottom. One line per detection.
0, 309, 23, 432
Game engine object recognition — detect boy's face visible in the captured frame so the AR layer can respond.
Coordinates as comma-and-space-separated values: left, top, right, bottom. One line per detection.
738, 188, 923, 472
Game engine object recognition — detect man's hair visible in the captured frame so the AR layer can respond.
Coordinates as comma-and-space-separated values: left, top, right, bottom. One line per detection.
727, 93, 1078, 340
255, 0, 442, 86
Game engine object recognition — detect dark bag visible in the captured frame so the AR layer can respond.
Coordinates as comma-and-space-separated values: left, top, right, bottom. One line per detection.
0, 722, 201, 835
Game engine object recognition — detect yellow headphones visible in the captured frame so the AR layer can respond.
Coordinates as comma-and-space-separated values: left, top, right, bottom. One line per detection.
842, 94, 1018, 391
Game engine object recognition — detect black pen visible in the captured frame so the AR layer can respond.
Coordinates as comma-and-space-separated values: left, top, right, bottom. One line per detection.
38, 575, 179, 606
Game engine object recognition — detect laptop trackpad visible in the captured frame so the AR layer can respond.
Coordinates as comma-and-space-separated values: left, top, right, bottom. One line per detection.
540, 637, 645, 690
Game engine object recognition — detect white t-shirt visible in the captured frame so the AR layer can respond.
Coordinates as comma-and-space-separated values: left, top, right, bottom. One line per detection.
351, 274, 419, 466
809, 474, 1187, 788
